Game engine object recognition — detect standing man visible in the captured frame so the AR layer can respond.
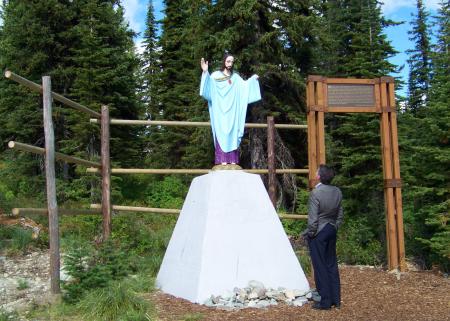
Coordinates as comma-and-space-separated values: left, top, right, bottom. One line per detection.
200, 53, 261, 165
302, 164, 344, 310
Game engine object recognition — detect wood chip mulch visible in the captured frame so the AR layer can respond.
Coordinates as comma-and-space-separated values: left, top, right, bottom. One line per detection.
149, 265, 450, 321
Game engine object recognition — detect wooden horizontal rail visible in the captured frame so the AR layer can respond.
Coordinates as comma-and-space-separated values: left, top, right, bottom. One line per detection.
89, 118, 307, 129
86, 168, 309, 175
12, 206, 307, 220
91, 204, 306, 219
8, 141, 101, 168
90, 204, 181, 214
4, 70, 100, 118
278, 214, 308, 220
12, 208, 101, 216
245, 169, 308, 174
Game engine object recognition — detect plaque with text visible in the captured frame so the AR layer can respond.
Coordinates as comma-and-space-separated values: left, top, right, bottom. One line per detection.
327, 84, 375, 107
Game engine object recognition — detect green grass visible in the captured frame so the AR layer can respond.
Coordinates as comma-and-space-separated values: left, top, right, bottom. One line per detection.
182, 313, 204, 321
25, 301, 82, 321
29, 276, 157, 321
76, 278, 156, 321
0, 225, 34, 255
0, 309, 18, 321
16, 279, 29, 290
296, 247, 312, 276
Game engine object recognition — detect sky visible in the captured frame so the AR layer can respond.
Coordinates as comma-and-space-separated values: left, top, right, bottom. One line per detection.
122, 0, 442, 95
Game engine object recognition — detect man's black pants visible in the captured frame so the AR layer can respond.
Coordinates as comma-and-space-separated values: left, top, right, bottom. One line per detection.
308, 223, 340, 308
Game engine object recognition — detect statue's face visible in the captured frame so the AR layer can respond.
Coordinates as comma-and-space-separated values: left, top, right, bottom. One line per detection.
224, 56, 234, 70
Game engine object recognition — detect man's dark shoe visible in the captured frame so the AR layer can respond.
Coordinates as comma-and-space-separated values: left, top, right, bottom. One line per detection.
332, 303, 341, 309
312, 302, 331, 310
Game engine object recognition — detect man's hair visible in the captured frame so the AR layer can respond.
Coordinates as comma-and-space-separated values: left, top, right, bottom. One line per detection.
318, 164, 335, 185
221, 53, 234, 73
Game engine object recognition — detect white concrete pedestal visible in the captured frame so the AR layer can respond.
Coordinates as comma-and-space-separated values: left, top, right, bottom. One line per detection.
156, 170, 309, 303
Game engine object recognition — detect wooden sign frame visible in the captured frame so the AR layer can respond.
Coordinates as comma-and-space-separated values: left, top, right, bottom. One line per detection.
306, 75, 405, 271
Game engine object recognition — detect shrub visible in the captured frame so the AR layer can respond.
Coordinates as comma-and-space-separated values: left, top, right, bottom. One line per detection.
59, 215, 103, 245
109, 213, 176, 275
16, 279, 29, 290
0, 225, 34, 255
145, 176, 188, 209
336, 217, 383, 266
77, 279, 154, 321
62, 240, 130, 303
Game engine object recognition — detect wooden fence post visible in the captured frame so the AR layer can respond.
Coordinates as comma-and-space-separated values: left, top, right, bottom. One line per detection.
267, 116, 276, 207
387, 81, 406, 271
42, 76, 60, 294
101, 105, 112, 240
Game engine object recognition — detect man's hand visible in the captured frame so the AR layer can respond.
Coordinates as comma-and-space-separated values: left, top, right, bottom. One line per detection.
201, 58, 208, 72
300, 230, 310, 241
299, 232, 309, 247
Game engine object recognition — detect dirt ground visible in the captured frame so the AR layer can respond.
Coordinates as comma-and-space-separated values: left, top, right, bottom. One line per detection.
150, 265, 450, 321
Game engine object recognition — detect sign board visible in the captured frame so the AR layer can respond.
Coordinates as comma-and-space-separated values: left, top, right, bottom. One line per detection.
327, 84, 375, 107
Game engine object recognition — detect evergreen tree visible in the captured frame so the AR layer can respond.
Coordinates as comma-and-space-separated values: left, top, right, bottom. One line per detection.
406, 0, 432, 113
0, 0, 142, 204
146, 0, 212, 170
68, 0, 142, 169
0, 0, 76, 201
316, 0, 400, 252
402, 0, 449, 270
140, 0, 160, 121
422, 1, 450, 266
319, 0, 399, 77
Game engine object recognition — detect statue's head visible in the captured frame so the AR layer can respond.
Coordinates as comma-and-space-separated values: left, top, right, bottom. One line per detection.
221, 52, 234, 74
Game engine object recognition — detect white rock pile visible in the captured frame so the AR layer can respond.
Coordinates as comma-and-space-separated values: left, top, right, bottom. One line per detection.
203, 280, 320, 310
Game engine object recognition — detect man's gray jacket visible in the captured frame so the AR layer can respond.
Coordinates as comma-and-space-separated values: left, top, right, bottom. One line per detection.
303, 183, 344, 238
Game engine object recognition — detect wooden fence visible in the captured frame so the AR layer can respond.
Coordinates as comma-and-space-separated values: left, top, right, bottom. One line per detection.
4, 71, 309, 293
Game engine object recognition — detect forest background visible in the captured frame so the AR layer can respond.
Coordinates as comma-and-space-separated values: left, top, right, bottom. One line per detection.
0, 0, 448, 307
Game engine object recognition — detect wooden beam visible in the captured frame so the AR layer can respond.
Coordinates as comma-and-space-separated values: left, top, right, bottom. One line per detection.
380, 82, 399, 270
317, 111, 326, 165
4, 70, 100, 118
11, 206, 305, 221
278, 214, 308, 220
374, 83, 382, 113
8, 141, 100, 168
89, 204, 306, 220
317, 81, 326, 165
42, 76, 60, 294
324, 78, 379, 84
86, 168, 309, 174
12, 208, 101, 216
90, 204, 180, 214
267, 116, 276, 207
89, 118, 307, 129
388, 82, 406, 271
307, 80, 318, 188
326, 107, 379, 113
101, 105, 112, 240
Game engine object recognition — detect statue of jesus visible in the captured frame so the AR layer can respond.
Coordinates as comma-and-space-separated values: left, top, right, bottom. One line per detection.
200, 53, 261, 165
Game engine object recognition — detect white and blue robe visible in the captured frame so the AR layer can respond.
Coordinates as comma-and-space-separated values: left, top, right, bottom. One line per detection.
200, 71, 261, 154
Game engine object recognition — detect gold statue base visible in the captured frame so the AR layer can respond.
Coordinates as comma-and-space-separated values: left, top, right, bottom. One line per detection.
211, 164, 242, 171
